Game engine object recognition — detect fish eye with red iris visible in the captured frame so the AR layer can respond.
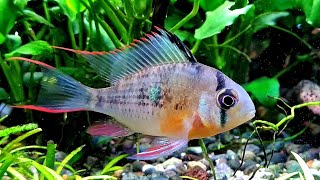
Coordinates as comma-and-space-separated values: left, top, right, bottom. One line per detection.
217, 89, 238, 110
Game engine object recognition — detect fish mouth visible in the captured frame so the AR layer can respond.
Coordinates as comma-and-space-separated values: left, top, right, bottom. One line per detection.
247, 110, 256, 120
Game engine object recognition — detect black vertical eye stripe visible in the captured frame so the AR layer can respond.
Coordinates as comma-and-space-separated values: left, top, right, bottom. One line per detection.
216, 71, 227, 127
216, 71, 225, 91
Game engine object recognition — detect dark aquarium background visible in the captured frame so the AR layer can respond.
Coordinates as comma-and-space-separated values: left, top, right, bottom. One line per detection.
0, 0, 319, 179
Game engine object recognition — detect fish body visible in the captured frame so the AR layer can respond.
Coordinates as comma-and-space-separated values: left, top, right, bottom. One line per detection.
13, 27, 255, 159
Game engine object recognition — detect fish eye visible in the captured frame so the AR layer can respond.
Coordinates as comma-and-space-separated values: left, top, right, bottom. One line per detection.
217, 89, 238, 110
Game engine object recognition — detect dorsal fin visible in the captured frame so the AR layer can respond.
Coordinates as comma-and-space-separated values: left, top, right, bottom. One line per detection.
54, 27, 197, 85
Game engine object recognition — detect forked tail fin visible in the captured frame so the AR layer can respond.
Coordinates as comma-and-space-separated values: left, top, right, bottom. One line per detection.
10, 57, 92, 113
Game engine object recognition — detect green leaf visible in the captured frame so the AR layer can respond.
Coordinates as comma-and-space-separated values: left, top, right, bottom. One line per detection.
253, 12, 290, 32
55, 0, 87, 21
101, 154, 128, 175
0, 0, 19, 42
254, 0, 297, 12
0, 88, 9, 100
0, 32, 6, 44
5, 34, 22, 52
13, 0, 29, 10
244, 77, 279, 106
298, 0, 320, 27
291, 151, 315, 180
5, 40, 53, 58
56, 145, 85, 174
23, 10, 54, 27
194, 1, 253, 39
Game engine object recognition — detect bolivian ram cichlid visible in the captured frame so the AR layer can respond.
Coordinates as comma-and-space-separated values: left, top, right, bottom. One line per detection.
13, 27, 255, 160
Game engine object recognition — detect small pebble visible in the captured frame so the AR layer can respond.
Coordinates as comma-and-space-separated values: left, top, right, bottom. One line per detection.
162, 157, 182, 168
285, 160, 302, 173
132, 161, 146, 172
187, 161, 207, 171
142, 164, 156, 175
165, 164, 177, 172
227, 159, 240, 170
155, 164, 165, 172
312, 159, 320, 170
240, 160, 257, 171
226, 150, 239, 161
268, 152, 287, 164
148, 171, 169, 180
243, 164, 258, 175
187, 146, 203, 155
243, 151, 256, 161
242, 144, 260, 154
215, 162, 234, 178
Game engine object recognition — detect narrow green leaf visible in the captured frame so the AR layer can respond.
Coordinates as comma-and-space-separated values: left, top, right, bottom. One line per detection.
194, 1, 253, 39
244, 77, 280, 106
291, 151, 315, 180
3, 128, 42, 152
5, 40, 53, 58
0, 157, 14, 178
101, 154, 128, 175
23, 10, 54, 27
18, 158, 63, 180
45, 141, 56, 170
56, 145, 85, 174
6, 166, 27, 180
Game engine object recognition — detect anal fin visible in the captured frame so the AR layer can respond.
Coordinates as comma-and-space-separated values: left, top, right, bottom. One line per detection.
87, 121, 134, 137
127, 137, 188, 160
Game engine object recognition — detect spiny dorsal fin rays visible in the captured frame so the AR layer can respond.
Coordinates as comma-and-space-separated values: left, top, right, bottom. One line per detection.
53, 27, 197, 85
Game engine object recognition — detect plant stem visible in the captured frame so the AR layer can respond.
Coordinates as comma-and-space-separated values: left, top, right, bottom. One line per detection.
276, 101, 320, 128
191, 39, 201, 54
170, 0, 200, 33
78, 13, 84, 50
199, 138, 216, 180
68, 19, 79, 50
97, 16, 123, 48
45, 140, 56, 169
220, 25, 251, 46
43, 0, 51, 23
219, 45, 252, 62
100, 0, 129, 44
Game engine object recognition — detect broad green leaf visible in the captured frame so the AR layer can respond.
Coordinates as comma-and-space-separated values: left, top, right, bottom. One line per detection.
55, 0, 88, 20
298, 0, 320, 27
253, 12, 290, 32
5, 40, 53, 58
0, 88, 9, 100
0, 0, 19, 43
291, 151, 315, 180
194, 1, 253, 39
244, 77, 279, 106
254, 0, 297, 12
5, 34, 22, 52
230, 0, 248, 10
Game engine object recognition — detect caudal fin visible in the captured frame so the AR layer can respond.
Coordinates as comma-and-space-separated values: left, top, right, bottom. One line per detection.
10, 57, 91, 113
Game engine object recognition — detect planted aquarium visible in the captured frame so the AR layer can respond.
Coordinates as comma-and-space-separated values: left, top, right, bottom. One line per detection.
0, 0, 319, 179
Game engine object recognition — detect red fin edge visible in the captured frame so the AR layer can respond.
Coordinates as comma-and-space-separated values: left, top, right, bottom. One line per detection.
7, 57, 55, 69
12, 105, 85, 113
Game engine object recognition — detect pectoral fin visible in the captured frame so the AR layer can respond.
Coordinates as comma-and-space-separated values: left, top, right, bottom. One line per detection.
127, 137, 188, 160
87, 121, 134, 137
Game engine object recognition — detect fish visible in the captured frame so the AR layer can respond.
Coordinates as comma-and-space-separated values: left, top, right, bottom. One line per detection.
11, 27, 255, 160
